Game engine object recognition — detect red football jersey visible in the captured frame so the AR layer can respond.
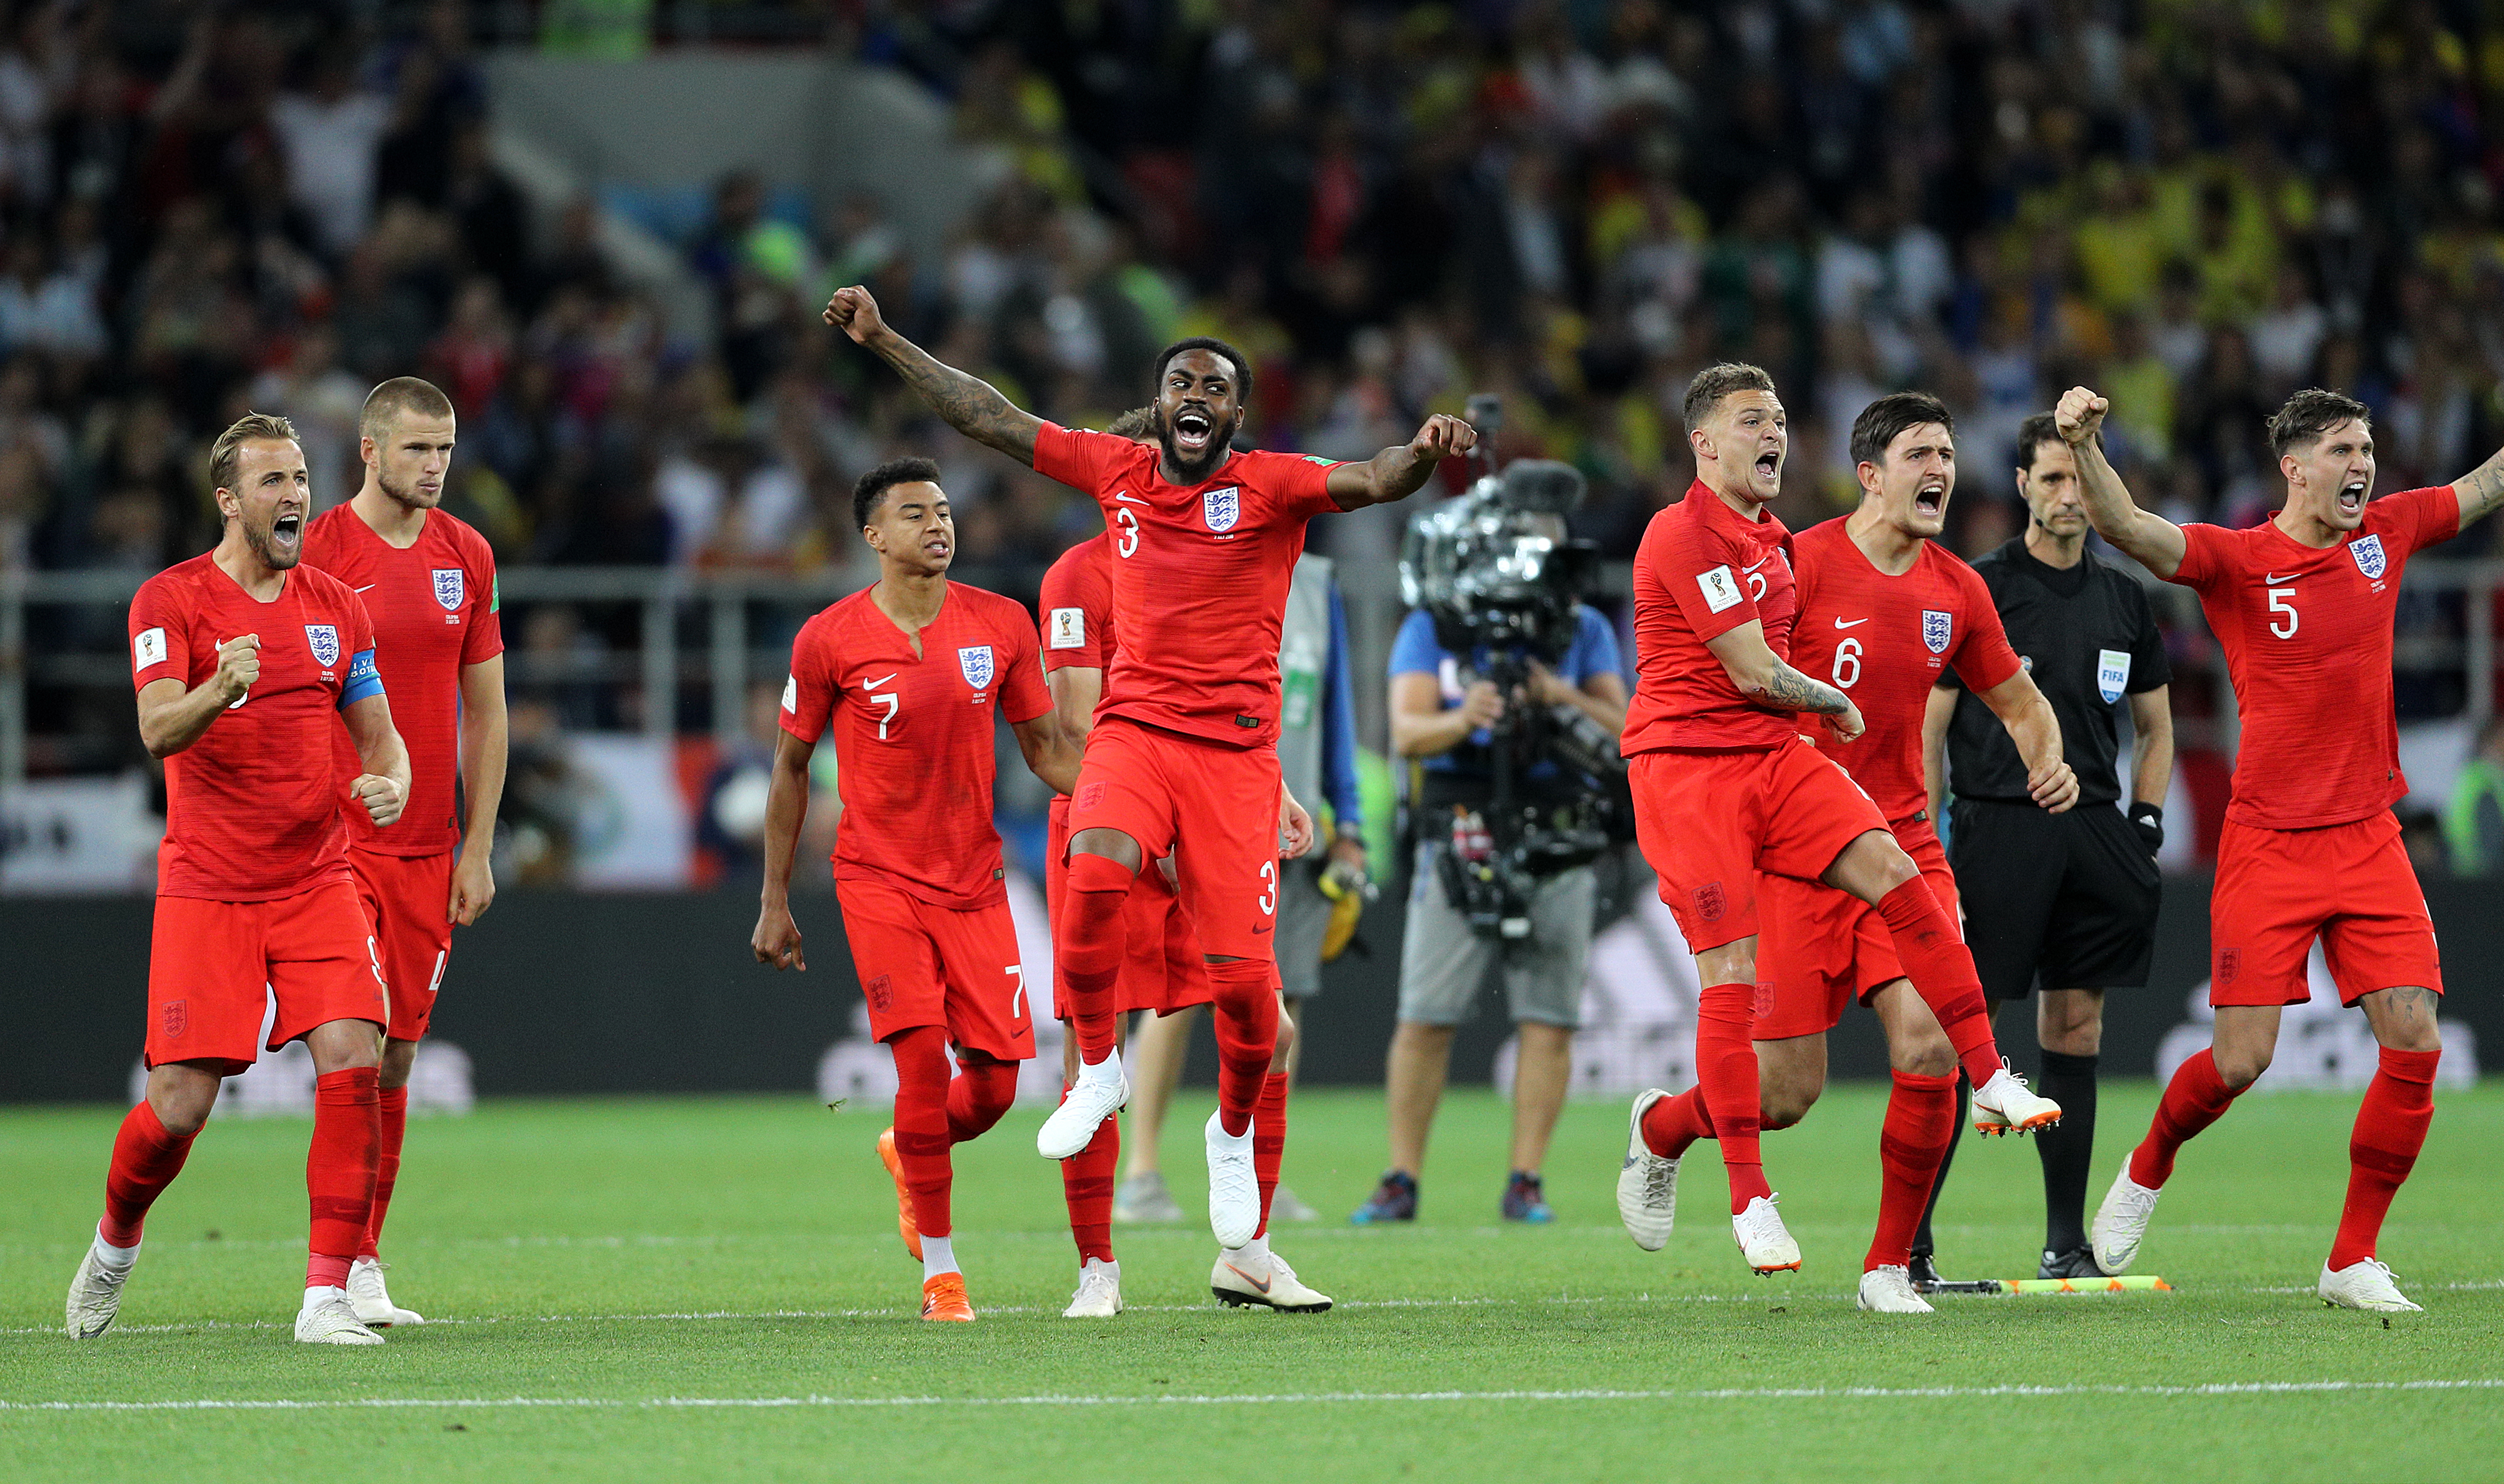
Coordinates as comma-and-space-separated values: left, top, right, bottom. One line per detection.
129, 555, 380, 901
1038, 532, 1116, 681
1788, 520, 2021, 825
1623, 481, 1801, 753
1030, 424, 1339, 748
302, 505, 503, 856
781, 582, 1053, 906
2173, 486, 2460, 831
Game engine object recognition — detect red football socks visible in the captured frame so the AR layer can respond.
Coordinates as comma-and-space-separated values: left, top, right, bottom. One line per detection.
1639, 1086, 1716, 1160
2129, 1048, 2240, 1189
2329, 1047, 2441, 1270
1872, 879, 2005, 1087
1056, 852, 1135, 1062
1058, 1083, 1118, 1265
944, 1058, 1019, 1144
1207, 960, 1277, 1139
99, 1100, 197, 1248
1252, 1069, 1289, 1240
305, 1067, 380, 1289
1867, 1070, 1958, 1272
359, 1083, 409, 1261
1693, 981, 1769, 1212
888, 1026, 956, 1239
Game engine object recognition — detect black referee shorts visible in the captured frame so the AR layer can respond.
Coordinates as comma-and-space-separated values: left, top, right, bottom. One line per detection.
1948, 799, 2161, 1001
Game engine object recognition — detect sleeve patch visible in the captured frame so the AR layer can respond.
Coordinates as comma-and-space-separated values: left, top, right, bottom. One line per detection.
1048, 607, 1086, 650
1696, 565, 1743, 613
133, 627, 168, 671
781, 675, 798, 713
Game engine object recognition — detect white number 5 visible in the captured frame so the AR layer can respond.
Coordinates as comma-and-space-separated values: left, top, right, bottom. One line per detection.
2268, 586, 2299, 639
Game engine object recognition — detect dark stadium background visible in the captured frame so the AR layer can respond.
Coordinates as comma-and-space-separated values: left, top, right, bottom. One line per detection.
3, 0, 2500, 1099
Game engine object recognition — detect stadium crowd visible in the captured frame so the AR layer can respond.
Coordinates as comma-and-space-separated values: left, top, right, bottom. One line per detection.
3, 0, 2502, 857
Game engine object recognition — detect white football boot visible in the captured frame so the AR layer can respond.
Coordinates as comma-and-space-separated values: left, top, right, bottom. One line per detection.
2318, 1259, 2423, 1313
2090, 1163, 2163, 1274
347, 1257, 424, 1328
1731, 1194, 1802, 1274
1856, 1264, 1935, 1314
1204, 1111, 1260, 1249
1616, 1088, 1680, 1252
1037, 1057, 1128, 1161
295, 1287, 386, 1345
1063, 1258, 1123, 1318
65, 1239, 134, 1339
1211, 1246, 1333, 1313
1972, 1066, 2063, 1136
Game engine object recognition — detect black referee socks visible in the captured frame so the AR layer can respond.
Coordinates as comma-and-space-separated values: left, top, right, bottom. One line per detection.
2035, 1050, 2101, 1256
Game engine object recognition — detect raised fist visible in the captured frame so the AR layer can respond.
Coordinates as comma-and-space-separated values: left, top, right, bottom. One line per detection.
2055, 387, 2109, 445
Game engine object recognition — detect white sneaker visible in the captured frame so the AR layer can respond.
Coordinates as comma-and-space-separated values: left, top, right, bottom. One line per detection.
1205, 1112, 1260, 1249
1063, 1258, 1123, 1318
1616, 1088, 1680, 1252
2319, 1259, 2423, 1313
65, 1241, 133, 1339
1211, 1248, 1333, 1312
1038, 1059, 1128, 1160
346, 1257, 424, 1328
1972, 1066, 2062, 1136
2090, 1163, 2163, 1274
1267, 1184, 1317, 1223
1856, 1264, 1935, 1314
295, 1287, 386, 1345
1731, 1194, 1802, 1274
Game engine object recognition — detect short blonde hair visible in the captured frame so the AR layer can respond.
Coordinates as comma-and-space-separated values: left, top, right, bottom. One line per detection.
359, 376, 455, 444
209, 412, 300, 494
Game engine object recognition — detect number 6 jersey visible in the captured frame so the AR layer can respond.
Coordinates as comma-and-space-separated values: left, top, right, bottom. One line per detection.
2171, 485, 2458, 832
781, 583, 1052, 906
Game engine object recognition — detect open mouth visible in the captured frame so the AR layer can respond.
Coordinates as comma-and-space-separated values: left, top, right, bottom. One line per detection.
1754, 451, 1780, 481
1173, 406, 1214, 453
272, 513, 303, 545
1915, 483, 1945, 517
2338, 480, 2366, 516
921, 535, 951, 558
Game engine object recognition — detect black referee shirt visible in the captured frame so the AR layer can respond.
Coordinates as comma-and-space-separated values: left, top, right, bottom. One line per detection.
1943, 537, 2170, 809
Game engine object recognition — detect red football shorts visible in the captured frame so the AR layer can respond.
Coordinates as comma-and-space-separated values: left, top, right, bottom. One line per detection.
145, 877, 389, 1074
1629, 736, 1892, 953
349, 848, 455, 1041
1045, 795, 1212, 1017
1755, 823, 1959, 1040
2209, 811, 2443, 1008
837, 878, 1035, 1060
1063, 716, 1282, 962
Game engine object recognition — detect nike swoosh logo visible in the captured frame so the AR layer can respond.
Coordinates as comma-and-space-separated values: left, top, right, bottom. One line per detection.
353, 585, 375, 593
1223, 1262, 1271, 1294
1833, 617, 1869, 629
1742, 557, 1771, 573
2264, 573, 2296, 585
1113, 491, 1149, 505
862, 673, 897, 689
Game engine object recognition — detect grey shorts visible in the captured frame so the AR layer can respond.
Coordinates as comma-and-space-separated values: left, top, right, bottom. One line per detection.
1396, 843, 1593, 1028
1274, 856, 1332, 999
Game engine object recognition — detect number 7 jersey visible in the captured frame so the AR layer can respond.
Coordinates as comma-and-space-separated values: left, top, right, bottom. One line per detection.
781, 583, 1052, 906
2171, 485, 2459, 831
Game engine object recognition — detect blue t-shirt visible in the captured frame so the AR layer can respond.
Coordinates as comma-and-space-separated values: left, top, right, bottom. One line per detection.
1389, 604, 1622, 777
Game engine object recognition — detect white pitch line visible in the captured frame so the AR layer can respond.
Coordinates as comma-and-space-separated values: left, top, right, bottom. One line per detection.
7, 1378, 2503, 1414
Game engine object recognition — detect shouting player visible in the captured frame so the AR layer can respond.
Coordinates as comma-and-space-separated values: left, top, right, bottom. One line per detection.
1613, 365, 2060, 1276
66, 413, 411, 1345
2070, 386, 2504, 1311
301, 377, 506, 1329
1639, 392, 2076, 1312
753, 457, 1078, 1322
825, 283, 1470, 1266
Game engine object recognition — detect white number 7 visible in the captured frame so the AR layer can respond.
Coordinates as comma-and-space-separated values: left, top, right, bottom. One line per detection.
861, 678, 900, 738
1006, 965, 1025, 1020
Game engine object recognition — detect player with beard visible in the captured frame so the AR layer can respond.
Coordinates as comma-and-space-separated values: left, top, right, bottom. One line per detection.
2071, 386, 2504, 1311
824, 284, 1470, 1265
66, 414, 411, 1344
1631, 392, 2078, 1311
300, 379, 506, 1330
1613, 366, 2060, 1278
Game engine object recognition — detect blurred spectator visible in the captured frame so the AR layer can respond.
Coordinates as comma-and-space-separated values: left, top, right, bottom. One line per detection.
2444, 717, 2504, 877
695, 680, 786, 883
268, 40, 392, 259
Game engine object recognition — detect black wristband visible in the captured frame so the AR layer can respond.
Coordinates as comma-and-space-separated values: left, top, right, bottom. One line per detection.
2127, 801, 2164, 853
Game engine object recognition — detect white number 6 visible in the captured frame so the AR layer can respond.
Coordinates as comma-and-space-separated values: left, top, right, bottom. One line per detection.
1831, 637, 1862, 689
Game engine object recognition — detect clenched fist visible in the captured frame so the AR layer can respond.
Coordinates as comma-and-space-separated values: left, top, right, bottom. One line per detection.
351, 771, 404, 827
822, 285, 889, 345
1410, 414, 1477, 462
212, 634, 260, 706
2055, 387, 2109, 445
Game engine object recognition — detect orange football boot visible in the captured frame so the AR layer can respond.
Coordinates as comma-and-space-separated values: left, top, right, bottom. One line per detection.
920, 1273, 975, 1322
877, 1129, 923, 1261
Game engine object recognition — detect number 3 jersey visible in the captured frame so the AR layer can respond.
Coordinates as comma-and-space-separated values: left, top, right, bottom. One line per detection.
1787, 519, 2021, 827
781, 583, 1052, 906
2171, 485, 2458, 832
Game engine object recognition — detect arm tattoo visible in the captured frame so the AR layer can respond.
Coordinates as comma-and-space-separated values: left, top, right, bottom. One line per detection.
2458, 451, 2504, 524
878, 336, 1039, 462
1748, 662, 1850, 715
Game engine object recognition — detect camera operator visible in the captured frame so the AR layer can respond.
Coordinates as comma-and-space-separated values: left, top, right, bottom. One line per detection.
1350, 595, 1626, 1225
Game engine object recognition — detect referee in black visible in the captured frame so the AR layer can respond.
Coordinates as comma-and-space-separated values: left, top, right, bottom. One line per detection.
1911, 410, 2175, 1286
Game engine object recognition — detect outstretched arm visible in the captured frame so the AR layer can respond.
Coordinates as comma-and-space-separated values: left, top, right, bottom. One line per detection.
825, 285, 1043, 465
2056, 387, 2188, 579
1702, 620, 1865, 741
1974, 669, 2077, 813
2452, 443, 2504, 530
1324, 415, 1477, 509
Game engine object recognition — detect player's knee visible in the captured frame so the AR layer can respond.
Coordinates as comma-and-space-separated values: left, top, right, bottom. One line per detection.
1893, 1037, 1956, 1080
1864, 838, 1919, 893
1272, 1010, 1296, 1062
2213, 1042, 2272, 1090
378, 1038, 419, 1089
147, 1087, 214, 1138
1069, 828, 1143, 875
1065, 847, 1136, 900
1759, 1092, 1813, 1131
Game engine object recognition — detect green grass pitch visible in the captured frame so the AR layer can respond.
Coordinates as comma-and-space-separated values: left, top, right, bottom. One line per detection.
5, 1083, 2501, 1483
